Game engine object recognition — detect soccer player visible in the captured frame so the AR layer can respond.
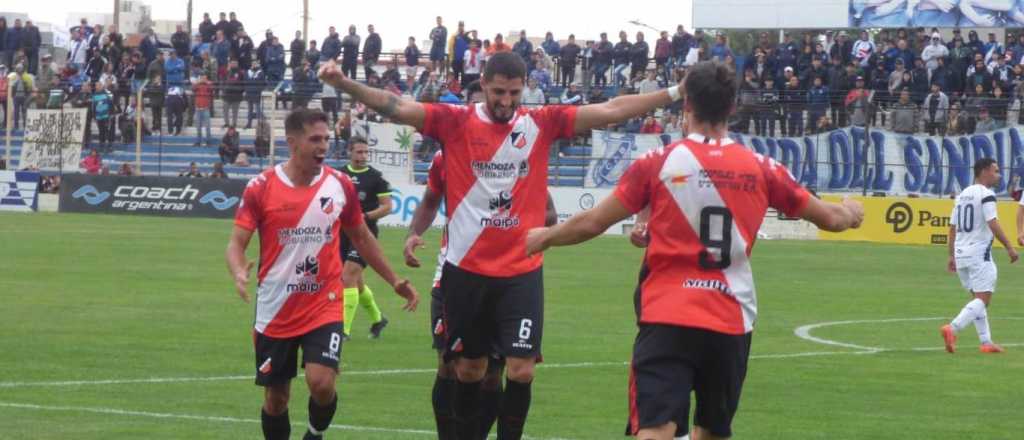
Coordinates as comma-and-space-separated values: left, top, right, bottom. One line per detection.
523, 61, 864, 440
225, 108, 419, 440
339, 135, 394, 340
402, 81, 559, 440
320, 50, 677, 439
942, 158, 1018, 354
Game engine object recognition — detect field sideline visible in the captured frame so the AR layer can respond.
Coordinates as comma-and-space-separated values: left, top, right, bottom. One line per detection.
1, 212, 1021, 439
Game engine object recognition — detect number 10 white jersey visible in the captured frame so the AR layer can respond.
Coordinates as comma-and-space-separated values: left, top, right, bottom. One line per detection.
951, 184, 998, 263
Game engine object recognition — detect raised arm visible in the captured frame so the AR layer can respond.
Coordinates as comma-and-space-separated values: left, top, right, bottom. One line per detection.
319, 60, 426, 130
573, 86, 677, 134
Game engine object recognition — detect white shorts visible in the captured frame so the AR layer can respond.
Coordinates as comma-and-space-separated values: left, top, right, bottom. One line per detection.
956, 259, 997, 294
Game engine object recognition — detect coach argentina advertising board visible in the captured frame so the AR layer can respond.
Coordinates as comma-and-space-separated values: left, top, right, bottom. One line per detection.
59, 174, 245, 218
818, 195, 1021, 247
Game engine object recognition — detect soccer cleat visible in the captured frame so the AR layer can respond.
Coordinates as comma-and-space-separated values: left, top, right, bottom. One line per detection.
940, 325, 957, 353
980, 343, 1004, 353
302, 431, 323, 440
369, 316, 389, 339
341, 333, 351, 342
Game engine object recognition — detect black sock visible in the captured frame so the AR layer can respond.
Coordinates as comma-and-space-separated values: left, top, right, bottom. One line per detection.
432, 376, 457, 440
261, 408, 290, 440
454, 380, 482, 440
479, 381, 503, 439
306, 394, 338, 436
497, 379, 532, 440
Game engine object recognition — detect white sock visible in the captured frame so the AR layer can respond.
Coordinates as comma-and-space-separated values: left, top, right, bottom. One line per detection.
974, 304, 993, 344
951, 298, 986, 333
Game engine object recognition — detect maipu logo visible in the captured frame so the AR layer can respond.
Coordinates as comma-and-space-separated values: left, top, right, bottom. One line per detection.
72, 185, 111, 205
200, 191, 239, 211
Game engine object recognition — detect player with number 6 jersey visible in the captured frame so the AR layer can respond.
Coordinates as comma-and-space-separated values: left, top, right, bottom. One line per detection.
524, 62, 864, 440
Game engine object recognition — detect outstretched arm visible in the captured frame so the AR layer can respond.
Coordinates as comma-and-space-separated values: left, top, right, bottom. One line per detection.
799, 196, 864, 232
319, 60, 426, 130
573, 87, 677, 134
526, 195, 634, 255
346, 222, 420, 311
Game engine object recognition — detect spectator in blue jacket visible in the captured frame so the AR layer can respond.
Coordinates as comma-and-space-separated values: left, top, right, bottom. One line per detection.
405, 36, 421, 67
213, 30, 231, 67
265, 36, 285, 82
5, 19, 23, 69
164, 51, 186, 86
451, 22, 468, 82
541, 32, 560, 57
139, 29, 162, 66
244, 62, 266, 129
612, 31, 632, 87
630, 32, 650, 83
513, 30, 533, 63
593, 33, 613, 87
321, 26, 341, 61
807, 76, 830, 133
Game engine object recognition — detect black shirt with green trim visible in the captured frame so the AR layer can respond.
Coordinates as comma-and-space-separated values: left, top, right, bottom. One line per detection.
340, 164, 392, 230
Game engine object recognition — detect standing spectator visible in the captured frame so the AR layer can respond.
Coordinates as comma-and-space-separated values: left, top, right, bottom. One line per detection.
165, 86, 186, 136
709, 33, 731, 63
989, 84, 1010, 126
429, 16, 447, 73
199, 13, 216, 43
830, 31, 853, 66
910, 58, 930, 103
290, 30, 305, 70
306, 40, 320, 69
449, 22, 468, 82
91, 81, 115, 150
164, 51, 186, 86
321, 78, 340, 124
341, 25, 360, 79
212, 30, 231, 70
139, 29, 162, 67
67, 30, 88, 71
846, 76, 872, 127
192, 73, 213, 146
889, 88, 919, 134
541, 32, 560, 57
72, 82, 94, 140
921, 33, 949, 79
947, 103, 970, 134
852, 30, 875, 69
321, 26, 341, 62
6, 63, 31, 129
222, 59, 244, 128
612, 31, 632, 87
145, 77, 165, 135
737, 69, 761, 133
228, 12, 243, 40
581, 40, 594, 90
405, 36, 421, 68
932, 56, 952, 93
783, 75, 805, 136
654, 31, 671, 85
630, 32, 650, 84
37, 54, 60, 108
461, 39, 481, 88
23, 20, 40, 75
758, 76, 781, 137
215, 12, 230, 38
558, 35, 580, 87
265, 36, 285, 82
172, 24, 191, 62
219, 126, 240, 163
513, 30, 533, 63
0, 18, 6, 67
976, 107, 998, 132
830, 60, 855, 127
5, 18, 23, 68
85, 48, 107, 84
521, 78, 545, 106
291, 61, 316, 109
237, 30, 254, 70
363, 24, 382, 79
79, 149, 102, 174
593, 32, 613, 87
256, 30, 274, 67
807, 76, 830, 134
244, 62, 265, 129
671, 25, 691, 75
869, 61, 891, 126
146, 50, 165, 83
923, 83, 950, 135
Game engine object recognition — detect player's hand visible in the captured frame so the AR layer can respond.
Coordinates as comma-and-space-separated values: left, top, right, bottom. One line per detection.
842, 198, 865, 229
1008, 247, 1019, 264
525, 227, 549, 256
234, 261, 255, 303
404, 234, 425, 268
947, 256, 956, 273
630, 223, 650, 248
318, 60, 346, 86
392, 279, 419, 312
1017, 234, 1024, 247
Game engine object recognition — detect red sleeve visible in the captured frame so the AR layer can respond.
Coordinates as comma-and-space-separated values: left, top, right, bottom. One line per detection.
613, 152, 655, 214
426, 152, 445, 194
339, 176, 365, 229
421, 103, 465, 146
536, 105, 578, 141
761, 155, 811, 217
234, 178, 263, 231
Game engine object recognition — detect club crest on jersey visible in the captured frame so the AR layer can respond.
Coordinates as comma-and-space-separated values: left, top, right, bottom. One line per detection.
320, 197, 334, 214
259, 358, 272, 374
295, 256, 319, 276
509, 131, 527, 149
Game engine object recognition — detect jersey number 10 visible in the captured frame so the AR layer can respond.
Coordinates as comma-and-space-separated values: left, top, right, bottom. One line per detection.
699, 206, 734, 270
955, 204, 975, 233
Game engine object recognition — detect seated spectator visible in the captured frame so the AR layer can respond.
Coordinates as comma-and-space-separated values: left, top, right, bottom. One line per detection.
637, 70, 660, 95
816, 114, 836, 133
639, 115, 663, 134
219, 126, 240, 163
560, 83, 584, 105
522, 78, 545, 106
209, 161, 229, 178
976, 107, 999, 133
117, 162, 134, 176
947, 104, 970, 135
79, 149, 103, 174
179, 161, 203, 178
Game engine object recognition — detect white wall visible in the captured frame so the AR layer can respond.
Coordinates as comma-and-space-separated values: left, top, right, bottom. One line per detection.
693, 0, 849, 29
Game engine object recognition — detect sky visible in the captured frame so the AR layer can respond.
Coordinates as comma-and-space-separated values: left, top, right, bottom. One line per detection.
6, 0, 693, 50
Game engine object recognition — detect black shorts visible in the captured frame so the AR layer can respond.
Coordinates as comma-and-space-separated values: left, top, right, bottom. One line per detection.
253, 321, 344, 386
625, 324, 752, 438
340, 223, 378, 268
432, 285, 512, 373
440, 262, 543, 362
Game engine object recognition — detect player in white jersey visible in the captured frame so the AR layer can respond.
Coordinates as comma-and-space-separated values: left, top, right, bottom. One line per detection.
942, 158, 1018, 354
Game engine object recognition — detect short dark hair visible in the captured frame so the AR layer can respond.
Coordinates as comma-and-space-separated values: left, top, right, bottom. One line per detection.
974, 157, 997, 178
465, 80, 483, 96
284, 108, 329, 136
483, 52, 526, 82
348, 135, 368, 148
683, 61, 737, 125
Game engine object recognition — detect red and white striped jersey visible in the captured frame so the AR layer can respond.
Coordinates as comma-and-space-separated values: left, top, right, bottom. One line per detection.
426, 151, 447, 289
614, 134, 810, 335
421, 102, 577, 277
235, 165, 364, 338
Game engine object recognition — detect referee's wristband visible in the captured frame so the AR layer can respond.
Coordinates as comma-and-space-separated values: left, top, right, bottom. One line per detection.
667, 85, 683, 102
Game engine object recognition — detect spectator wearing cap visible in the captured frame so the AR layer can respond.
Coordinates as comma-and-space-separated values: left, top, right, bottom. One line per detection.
846, 75, 871, 127
921, 33, 949, 79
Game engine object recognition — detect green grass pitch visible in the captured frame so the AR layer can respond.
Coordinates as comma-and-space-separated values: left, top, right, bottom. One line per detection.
1, 212, 1021, 439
